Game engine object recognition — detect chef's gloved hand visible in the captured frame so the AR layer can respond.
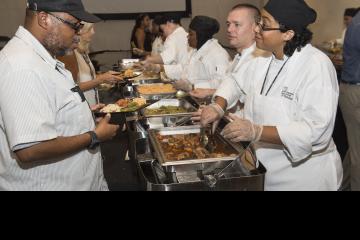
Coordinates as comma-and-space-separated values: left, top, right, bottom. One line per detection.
173, 79, 193, 92
190, 88, 216, 99
191, 105, 205, 122
221, 113, 263, 143
200, 103, 225, 127
132, 48, 146, 56
141, 61, 161, 73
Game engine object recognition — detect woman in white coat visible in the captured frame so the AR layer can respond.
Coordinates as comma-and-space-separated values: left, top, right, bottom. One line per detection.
170, 16, 231, 91
144, 16, 230, 91
201, 0, 343, 191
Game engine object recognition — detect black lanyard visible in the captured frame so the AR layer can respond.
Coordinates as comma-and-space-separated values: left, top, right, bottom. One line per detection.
260, 57, 290, 96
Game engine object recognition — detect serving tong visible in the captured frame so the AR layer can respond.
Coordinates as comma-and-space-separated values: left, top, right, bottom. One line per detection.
200, 125, 216, 152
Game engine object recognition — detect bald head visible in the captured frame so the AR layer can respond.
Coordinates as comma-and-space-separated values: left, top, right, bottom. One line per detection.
231, 4, 261, 24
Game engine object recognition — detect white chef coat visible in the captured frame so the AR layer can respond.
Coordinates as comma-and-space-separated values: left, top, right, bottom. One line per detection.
216, 44, 343, 191
75, 49, 99, 106
219, 43, 258, 115
160, 27, 189, 65
165, 39, 231, 89
227, 43, 257, 74
0, 26, 108, 191
151, 36, 165, 55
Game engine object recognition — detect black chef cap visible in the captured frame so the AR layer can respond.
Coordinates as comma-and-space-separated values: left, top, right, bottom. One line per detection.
157, 12, 182, 25
344, 8, 358, 17
189, 16, 220, 37
264, 0, 317, 33
189, 16, 220, 49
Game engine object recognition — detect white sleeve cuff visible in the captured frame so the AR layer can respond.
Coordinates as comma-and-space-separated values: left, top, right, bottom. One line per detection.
277, 123, 313, 162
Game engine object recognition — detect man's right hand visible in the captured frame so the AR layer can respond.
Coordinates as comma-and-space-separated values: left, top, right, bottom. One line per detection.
95, 114, 120, 142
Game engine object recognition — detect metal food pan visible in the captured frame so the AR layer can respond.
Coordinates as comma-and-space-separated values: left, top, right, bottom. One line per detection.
141, 98, 197, 118
134, 83, 177, 101
132, 78, 162, 85
148, 126, 245, 167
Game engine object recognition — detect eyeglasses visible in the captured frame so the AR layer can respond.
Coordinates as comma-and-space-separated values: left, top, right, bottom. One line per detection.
47, 12, 84, 34
257, 22, 285, 32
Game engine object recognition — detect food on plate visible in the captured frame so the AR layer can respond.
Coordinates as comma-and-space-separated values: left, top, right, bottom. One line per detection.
137, 84, 176, 95
100, 98, 146, 113
124, 69, 135, 78
156, 133, 237, 161
145, 106, 189, 116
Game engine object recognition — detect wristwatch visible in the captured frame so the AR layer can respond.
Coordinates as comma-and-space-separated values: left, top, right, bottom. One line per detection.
87, 131, 100, 150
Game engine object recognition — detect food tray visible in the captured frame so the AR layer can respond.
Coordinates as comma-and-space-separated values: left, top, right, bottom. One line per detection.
141, 98, 197, 118
134, 83, 177, 101
148, 126, 244, 167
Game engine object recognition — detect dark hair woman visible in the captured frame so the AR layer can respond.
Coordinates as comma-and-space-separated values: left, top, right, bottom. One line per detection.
130, 13, 152, 58
201, 0, 343, 191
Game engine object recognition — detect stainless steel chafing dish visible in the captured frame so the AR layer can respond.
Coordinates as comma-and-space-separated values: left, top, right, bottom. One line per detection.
141, 98, 197, 118
134, 83, 177, 101
138, 125, 265, 191
140, 98, 197, 129
130, 72, 162, 85
148, 125, 244, 167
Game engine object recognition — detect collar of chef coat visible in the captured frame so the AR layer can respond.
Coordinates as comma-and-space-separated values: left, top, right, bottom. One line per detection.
231, 43, 257, 73
15, 26, 65, 71
238, 43, 256, 59
192, 38, 218, 61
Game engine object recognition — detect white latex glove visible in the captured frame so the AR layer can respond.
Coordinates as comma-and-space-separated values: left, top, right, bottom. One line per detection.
200, 103, 225, 127
173, 79, 193, 92
132, 48, 146, 56
221, 113, 263, 143
191, 105, 205, 122
141, 61, 161, 73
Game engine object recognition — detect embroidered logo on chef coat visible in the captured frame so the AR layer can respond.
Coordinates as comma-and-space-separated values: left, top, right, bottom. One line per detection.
281, 87, 295, 101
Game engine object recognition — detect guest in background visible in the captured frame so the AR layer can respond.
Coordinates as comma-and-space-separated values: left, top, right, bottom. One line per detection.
339, 10, 360, 191
133, 15, 165, 57
59, 23, 122, 106
335, 8, 359, 46
130, 13, 152, 59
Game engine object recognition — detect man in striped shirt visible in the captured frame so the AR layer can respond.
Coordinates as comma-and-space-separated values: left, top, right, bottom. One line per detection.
0, 0, 119, 191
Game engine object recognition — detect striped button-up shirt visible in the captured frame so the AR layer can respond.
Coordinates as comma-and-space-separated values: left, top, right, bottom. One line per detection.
0, 26, 108, 191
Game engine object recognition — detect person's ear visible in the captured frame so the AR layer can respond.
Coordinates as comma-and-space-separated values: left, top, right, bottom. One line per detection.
37, 11, 50, 30
282, 30, 295, 42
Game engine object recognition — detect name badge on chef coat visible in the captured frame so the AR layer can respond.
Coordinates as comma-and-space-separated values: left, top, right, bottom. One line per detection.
71, 86, 86, 102
281, 87, 295, 101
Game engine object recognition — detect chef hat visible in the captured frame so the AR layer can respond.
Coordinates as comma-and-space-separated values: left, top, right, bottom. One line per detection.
189, 16, 220, 37
264, 0, 317, 33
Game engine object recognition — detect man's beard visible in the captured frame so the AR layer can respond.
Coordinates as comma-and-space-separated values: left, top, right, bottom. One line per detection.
43, 28, 78, 57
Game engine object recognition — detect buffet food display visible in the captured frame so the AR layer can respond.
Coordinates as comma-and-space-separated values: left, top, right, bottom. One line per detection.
142, 99, 196, 118
100, 98, 147, 113
137, 84, 176, 95
97, 59, 264, 191
148, 126, 244, 167
156, 133, 238, 161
